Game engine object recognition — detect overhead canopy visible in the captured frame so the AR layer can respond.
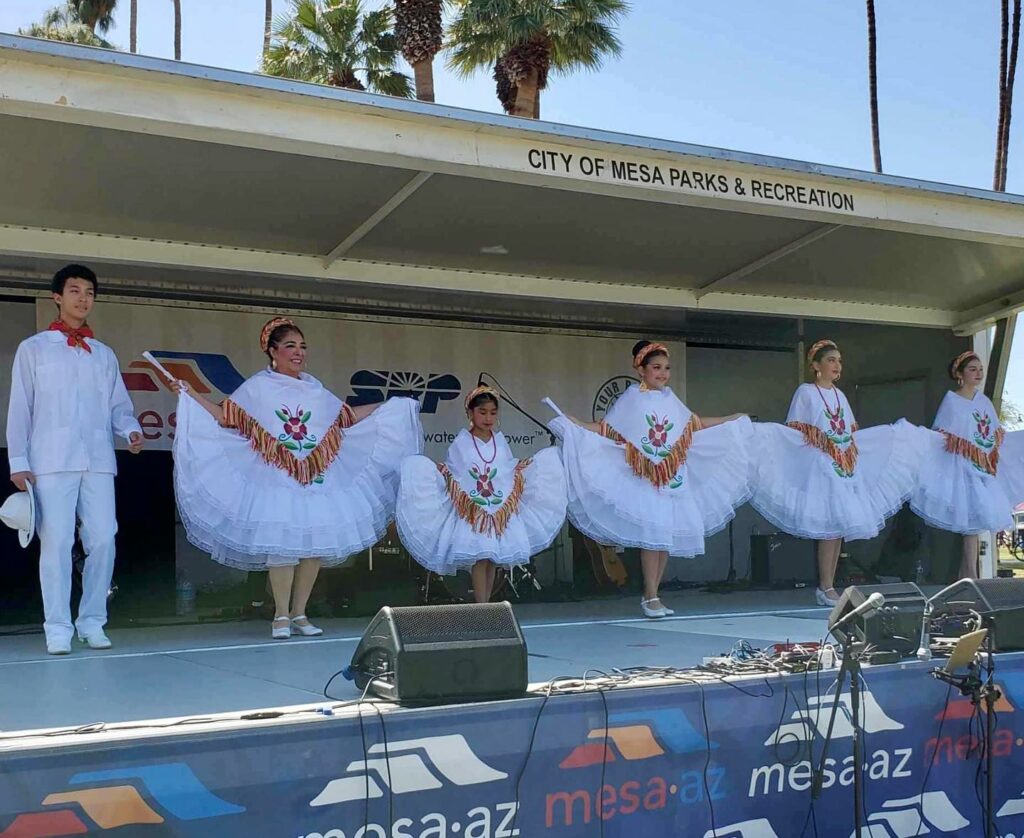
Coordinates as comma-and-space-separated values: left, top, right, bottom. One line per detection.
0, 34, 1022, 337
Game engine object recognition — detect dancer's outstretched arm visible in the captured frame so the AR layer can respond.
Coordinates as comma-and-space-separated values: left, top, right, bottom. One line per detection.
170, 380, 224, 424
698, 413, 746, 428
349, 402, 379, 424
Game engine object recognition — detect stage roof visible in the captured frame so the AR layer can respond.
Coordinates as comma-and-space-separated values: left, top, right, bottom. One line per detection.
0, 34, 1022, 335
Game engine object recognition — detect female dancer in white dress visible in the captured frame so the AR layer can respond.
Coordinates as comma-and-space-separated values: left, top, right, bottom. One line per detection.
910, 351, 1024, 579
170, 317, 421, 638
548, 341, 752, 618
397, 385, 566, 603
750, 340, 920, 605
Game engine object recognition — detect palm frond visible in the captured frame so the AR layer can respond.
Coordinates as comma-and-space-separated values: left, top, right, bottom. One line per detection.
263, 0, 413, 96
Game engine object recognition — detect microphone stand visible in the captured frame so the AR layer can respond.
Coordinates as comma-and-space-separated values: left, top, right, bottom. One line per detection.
811, 613, 869, 836
980, 624, 999, 838
477, 372, 556, 445
929, 623, 999, 838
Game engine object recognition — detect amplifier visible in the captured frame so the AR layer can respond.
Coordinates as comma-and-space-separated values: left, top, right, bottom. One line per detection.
928, 578, 1024, 652
829, 583, 926, 657
750, 534, 816, 588
350, 602, 528, 704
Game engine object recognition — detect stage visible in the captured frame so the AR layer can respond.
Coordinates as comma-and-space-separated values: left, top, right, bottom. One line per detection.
0, 589, 829, 731
3, 591, 1024, 837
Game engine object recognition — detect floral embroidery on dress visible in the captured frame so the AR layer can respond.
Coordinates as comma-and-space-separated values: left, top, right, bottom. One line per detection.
469, 465, 505, 507
974, 411, 995, 450
273, 405, 324, 483
276, 405, 318, 451
822, 405, 852, 446
641, 413, 675, 457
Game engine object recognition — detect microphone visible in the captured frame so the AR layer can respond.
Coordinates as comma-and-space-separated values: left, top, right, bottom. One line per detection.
831, 592, 886, 632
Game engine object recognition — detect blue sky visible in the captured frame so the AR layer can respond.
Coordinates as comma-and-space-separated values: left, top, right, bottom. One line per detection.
3, 1, 1024, 406
2, 1, 1020, 192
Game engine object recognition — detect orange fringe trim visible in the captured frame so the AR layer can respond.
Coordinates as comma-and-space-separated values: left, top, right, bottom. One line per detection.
438, 459, 531, 537
941, 428, 1005, 476
600, 414, 703, 488
787, 421, 859, 477
221, 399, 354, 485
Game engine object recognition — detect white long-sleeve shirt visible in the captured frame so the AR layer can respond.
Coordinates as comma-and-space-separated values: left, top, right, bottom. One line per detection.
6, 331, 142, 476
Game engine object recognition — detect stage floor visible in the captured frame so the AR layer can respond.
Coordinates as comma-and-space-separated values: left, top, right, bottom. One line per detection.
0, 589, 835, 732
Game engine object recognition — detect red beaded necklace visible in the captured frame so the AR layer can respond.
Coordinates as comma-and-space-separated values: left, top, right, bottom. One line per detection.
471, 429, 497, 465
814, 383, 842, 420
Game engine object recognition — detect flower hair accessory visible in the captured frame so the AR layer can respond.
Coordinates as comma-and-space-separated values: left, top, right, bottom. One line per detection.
260, 317, 296, 353
949, 351, 980, 380
806, 339, 838, 364
464, 385, 500, 412
633, 342, 669, 369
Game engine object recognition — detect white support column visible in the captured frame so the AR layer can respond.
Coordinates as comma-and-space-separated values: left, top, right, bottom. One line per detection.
976, 316, 1017, 579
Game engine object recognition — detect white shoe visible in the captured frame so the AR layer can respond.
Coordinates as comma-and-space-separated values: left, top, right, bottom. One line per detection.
272, 616, 291, 640
47, 639, 71, 655
641, 598, 668, 618
290, 615, 323, 637
661, 604, 675, 616
78, 630, 112, 650
815, 588, 840, 607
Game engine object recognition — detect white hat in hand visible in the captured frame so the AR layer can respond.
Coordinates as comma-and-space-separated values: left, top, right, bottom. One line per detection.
0, 483, 36, 547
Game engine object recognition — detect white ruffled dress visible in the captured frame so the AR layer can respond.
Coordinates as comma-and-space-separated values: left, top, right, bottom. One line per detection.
548, 385, 752, 557
910, 391, 1024, 534
749, 383, 919, 541
173, 368, 422, 569
397, 430, 567, 575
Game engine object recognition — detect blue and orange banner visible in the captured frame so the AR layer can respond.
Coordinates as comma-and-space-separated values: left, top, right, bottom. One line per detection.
3, 655, 1024, 837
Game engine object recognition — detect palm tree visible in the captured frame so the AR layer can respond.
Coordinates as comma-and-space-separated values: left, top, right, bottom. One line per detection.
447, 0, 628, 119
264, 0, 274, 58
172, 0, 182, 59
394, 0, 443, 101
130, 0, 137, 52
19, 3, 116, 47
68, 0, 118, 33
263, 0, 413, 97
493, 57, 515, 113
866, 0, 882, 173
995, 0, 1022, 191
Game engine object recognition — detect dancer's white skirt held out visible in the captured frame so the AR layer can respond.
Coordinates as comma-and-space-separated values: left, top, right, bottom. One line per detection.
910, 427, 1024, 535
549, 413, 753, 557
397, 448, 567, 575
749, 419, 921, 541
174, 395, 422, 569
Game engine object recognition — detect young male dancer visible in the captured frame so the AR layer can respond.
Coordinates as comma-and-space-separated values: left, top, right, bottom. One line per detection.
7, 264, 143, 654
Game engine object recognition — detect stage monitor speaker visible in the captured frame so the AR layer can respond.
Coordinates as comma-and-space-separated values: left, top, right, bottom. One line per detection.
828, 583, 926, 657
350, 602, 528, 704
928, 578, 1024, 651
750, 534, 816, 588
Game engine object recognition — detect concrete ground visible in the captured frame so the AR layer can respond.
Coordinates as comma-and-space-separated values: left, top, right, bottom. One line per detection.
0, 589, 832, 732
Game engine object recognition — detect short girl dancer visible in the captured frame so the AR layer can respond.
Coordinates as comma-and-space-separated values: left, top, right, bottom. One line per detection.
548, 341, 751, 618
170, 317, 422, 638
397, 385, 566, 603
750, 339, 920, 605
910, 351, 1024, 579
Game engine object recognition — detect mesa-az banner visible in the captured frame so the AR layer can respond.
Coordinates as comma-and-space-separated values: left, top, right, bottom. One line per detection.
3, 655, 1024, 837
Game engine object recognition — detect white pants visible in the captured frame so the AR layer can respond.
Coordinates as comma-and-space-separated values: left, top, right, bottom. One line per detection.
35, 472, 117, 644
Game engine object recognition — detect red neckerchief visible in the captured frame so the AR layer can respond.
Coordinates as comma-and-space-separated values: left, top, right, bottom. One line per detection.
47, 319, 94, 353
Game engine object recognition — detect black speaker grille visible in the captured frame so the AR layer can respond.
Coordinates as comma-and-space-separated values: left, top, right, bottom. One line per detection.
972, 579, 1024, 609
930, 578, 1024, 613
389, 603, 520, 644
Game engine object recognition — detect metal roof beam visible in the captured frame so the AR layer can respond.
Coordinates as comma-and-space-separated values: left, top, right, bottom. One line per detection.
0, 224, 958, 329
322, 171, 432, 266
953, 277, 1024, 335
694, 224, 842, 298
1, 42, 1022, 249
